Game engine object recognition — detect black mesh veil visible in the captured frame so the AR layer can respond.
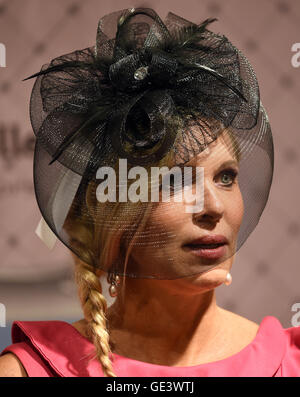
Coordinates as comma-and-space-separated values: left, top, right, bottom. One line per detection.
25, 8, 274, 279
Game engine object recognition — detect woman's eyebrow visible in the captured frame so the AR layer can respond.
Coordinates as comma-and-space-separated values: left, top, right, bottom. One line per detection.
180, 158, 238, 169
176, 158, 239, 174
215, 159, 239, 172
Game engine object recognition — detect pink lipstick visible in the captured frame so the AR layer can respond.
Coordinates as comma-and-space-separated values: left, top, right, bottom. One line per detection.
183, 235, 228, 259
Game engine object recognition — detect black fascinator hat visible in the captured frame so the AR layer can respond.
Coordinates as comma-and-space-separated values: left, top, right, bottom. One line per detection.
25, 8, 274, 279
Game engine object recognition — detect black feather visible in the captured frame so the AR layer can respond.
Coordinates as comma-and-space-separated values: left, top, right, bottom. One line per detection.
22, 60, 98, 81
170, 18, 218, 51
178, 60, 247, 102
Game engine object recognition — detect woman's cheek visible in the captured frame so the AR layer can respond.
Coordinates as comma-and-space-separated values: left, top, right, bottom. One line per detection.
227, 189, 244, 234
151, 199, 189, 230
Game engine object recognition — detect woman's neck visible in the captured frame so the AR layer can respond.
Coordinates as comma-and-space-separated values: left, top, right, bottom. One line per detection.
105, 281, 228, 366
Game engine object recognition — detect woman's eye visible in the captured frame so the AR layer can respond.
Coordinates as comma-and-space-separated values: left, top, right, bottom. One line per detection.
218, 168, 238, 186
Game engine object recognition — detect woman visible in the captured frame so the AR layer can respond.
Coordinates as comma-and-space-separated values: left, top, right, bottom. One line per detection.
0, 8, 299, 377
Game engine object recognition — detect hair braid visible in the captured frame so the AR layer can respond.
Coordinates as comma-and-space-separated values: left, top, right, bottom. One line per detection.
74, 256, 117, 377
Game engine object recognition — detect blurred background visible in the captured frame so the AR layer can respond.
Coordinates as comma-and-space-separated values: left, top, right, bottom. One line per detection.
0, 0, 299, 351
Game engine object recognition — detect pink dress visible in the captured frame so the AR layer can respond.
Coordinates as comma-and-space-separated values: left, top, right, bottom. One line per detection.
1, 315, 300, 377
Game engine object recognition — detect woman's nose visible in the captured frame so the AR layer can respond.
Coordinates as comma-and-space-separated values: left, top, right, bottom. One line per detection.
192, 180, 225, 224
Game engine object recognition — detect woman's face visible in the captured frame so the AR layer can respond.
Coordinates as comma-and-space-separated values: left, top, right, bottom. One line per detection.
126, 131, 244, 282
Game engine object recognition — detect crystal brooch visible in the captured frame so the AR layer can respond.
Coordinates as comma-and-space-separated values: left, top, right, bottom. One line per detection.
134, 66, 149, 80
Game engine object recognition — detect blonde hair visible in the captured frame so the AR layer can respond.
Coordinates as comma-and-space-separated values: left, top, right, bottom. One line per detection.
64, 118, 241, 377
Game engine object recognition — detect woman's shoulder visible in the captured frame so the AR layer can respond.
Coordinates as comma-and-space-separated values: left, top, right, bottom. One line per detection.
215, 309, 300, 376
0, 352, 28, 377
0, 320, 74, 377
0, 319, 102, 377
226, 310, 300, 376
219, 307, 259, 326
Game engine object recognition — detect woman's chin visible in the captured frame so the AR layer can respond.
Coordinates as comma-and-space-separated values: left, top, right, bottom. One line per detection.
188, 266, 230, 290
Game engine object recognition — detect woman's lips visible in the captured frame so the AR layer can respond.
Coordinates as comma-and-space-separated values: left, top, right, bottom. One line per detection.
182, 235, 228, 259
184, 243, 227, 259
